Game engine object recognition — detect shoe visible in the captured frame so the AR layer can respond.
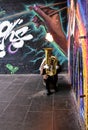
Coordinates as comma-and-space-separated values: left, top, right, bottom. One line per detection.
55, 88, 58, 93
47, 92, 53, 96
54, 86, 58, 92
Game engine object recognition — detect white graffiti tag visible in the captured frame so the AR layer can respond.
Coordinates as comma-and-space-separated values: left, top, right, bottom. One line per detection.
0, 19, 33, 58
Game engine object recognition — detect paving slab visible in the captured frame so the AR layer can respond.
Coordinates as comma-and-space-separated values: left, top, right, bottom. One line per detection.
0, 74, 85, 130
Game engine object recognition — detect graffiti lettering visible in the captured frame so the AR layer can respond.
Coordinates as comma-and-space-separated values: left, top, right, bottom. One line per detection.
0, 19, 33, 57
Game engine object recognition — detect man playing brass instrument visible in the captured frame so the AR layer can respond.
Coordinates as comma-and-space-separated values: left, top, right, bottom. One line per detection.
39, 48, 61, 95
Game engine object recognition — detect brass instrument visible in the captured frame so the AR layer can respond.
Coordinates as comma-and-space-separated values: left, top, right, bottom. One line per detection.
44, 48, 58, 76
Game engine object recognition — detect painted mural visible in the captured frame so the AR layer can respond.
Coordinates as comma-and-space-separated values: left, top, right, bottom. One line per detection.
68, 0, 88, 128
0, 0, 68, 74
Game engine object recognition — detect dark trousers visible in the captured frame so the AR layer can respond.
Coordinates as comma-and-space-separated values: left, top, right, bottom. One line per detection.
44, 75, 58, 93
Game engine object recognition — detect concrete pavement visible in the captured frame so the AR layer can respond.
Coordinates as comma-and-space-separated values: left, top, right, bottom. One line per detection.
0, 74, 85, 130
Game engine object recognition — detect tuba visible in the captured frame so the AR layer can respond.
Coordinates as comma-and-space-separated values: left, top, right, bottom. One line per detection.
44, 48, 58, 76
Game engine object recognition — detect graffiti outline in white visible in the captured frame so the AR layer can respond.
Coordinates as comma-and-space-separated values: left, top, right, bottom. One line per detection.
0, 18, 33, 58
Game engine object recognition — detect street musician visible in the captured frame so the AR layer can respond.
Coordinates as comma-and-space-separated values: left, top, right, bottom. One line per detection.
39, 48, 61, 95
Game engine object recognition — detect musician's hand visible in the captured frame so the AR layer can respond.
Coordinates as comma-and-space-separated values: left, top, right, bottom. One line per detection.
56, 65, 59, 69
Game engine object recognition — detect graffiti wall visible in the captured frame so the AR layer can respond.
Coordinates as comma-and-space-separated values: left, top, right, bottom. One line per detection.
0, 0, 68, 74
68, 0, 88, 128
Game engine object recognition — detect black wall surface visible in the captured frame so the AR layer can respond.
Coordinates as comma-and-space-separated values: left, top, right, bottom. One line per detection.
0, 0, 68, 74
